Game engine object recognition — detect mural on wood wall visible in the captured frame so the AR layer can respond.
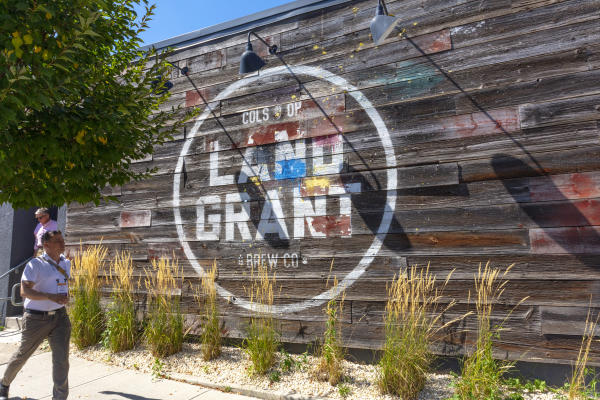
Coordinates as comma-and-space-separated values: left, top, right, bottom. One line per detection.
65, 0, 600, 365
173, 65, 399, 313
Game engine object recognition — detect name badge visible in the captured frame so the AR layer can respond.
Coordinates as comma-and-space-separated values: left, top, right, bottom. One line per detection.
56, 279, 68, 295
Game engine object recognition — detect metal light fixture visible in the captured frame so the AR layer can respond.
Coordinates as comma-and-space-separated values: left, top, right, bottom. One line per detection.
151, 78, 173, 95
370, 0, 400, 45
239, 31, 278, 74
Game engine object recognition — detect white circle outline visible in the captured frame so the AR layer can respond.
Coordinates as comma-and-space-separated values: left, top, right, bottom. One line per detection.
173, 65, 397, 314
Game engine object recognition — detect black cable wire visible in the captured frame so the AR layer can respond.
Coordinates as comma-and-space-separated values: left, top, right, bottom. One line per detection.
168, 62, 274, 201
251, 31, 383, 190
402, 32, 546, 176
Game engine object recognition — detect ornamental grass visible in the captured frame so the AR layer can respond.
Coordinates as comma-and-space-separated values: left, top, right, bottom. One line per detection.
144, 256, 184, 358
377, 264, 460, 399
194, 260, 222, 361
69, 244, 107, 349
455, 262, 527, 400
103, 251, 138, 353
244, 261, 279, 375
315, 274, 346, 386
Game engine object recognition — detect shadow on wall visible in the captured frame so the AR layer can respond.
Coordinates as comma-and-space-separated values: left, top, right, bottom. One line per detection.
491, 154, 600, 264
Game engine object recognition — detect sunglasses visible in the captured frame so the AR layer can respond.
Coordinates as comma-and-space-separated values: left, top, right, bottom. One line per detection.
36, 215, 47, 220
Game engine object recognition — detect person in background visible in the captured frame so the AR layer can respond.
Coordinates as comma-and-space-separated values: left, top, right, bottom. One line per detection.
33, 208, 58, 256
0, 230, 71, 400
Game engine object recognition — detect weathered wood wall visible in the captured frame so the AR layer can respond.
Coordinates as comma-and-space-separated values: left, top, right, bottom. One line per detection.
65, 0, 600, 365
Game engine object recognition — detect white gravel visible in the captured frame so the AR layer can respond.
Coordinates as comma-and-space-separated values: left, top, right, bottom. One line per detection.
71, 343, 562, 399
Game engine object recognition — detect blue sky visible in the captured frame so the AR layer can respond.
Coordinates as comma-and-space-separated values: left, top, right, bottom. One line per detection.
134, 1, 293, 46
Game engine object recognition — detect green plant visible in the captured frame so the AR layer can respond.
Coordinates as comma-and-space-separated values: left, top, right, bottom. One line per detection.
455, 262, 527, 400
103, 251, 137, 352
504, 377, 547, 393
338, 383, 352, 398
377, 265, 459, 399
568, 303, 600, 400
269, 370, 281, 383
224, 386, 232, 393
151, 357, 165, 379
144, 256, 184, 358
195, 260, 221, 361
69, 244, 106, 349
243, 261, 279, 375
315, 276, 346, 386
0, 325, 4, 331
280, 349, 298, 373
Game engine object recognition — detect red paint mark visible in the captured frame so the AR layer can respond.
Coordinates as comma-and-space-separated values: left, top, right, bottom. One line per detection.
530, 227, 600, 254
120, 210, 151, 228
185, 88, 212, 108
574, 200, 600, 226
310, 215, 352, 237
440, 108, 519, 139
414, 29, 452, 54
244, 121, 302, 146
530, 172, 600, 202
313, 134, 342, 146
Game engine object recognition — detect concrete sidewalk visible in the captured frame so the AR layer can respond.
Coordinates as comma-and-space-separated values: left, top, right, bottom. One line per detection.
0, 330, 256, 400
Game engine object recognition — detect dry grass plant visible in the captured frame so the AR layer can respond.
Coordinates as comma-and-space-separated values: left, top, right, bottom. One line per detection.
70, 244, 107, 349
315, 273, 346, 386
377, 264, 460, 399
243, 259, 279, 375
455, 262, 528, 400
103, 251, 138, 352
193, 260, 222, 361
567, 301, 599, 400
144, 256, 184, 358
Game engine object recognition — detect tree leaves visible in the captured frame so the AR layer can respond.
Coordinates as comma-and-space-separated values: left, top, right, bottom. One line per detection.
0, 0, 189, 208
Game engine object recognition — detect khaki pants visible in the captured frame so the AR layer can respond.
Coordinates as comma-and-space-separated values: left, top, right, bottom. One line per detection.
2, 308, 71, 400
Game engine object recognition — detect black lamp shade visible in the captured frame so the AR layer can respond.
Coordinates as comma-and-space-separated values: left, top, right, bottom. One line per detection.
370, 4, 399, 45
239, 42, 266, 74
151, 79, 173, 95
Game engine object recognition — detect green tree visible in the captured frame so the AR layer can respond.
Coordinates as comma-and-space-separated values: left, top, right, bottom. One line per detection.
0, 0, 187, 208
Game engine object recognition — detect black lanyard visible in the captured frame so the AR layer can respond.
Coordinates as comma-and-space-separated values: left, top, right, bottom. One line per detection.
39, 256, 69, 280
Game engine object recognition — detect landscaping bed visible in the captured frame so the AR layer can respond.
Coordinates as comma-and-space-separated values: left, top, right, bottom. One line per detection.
71, 342, 561, 400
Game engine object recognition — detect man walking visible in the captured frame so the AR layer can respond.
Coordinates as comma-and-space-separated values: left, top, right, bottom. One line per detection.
33, 207, 58, 256
0, 230, 71, 400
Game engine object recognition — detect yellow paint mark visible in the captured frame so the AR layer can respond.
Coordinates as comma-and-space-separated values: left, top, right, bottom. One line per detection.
413, 22, 418, 26
322, 50, 327, 55
304, 177, 331, 194
352, 7, 359, 13
313, 45, 319, 50
250, 176, 261, 186
291, 94, 297, 99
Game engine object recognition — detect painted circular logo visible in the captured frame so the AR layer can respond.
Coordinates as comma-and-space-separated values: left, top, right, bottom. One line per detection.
173, 65, 397, 313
